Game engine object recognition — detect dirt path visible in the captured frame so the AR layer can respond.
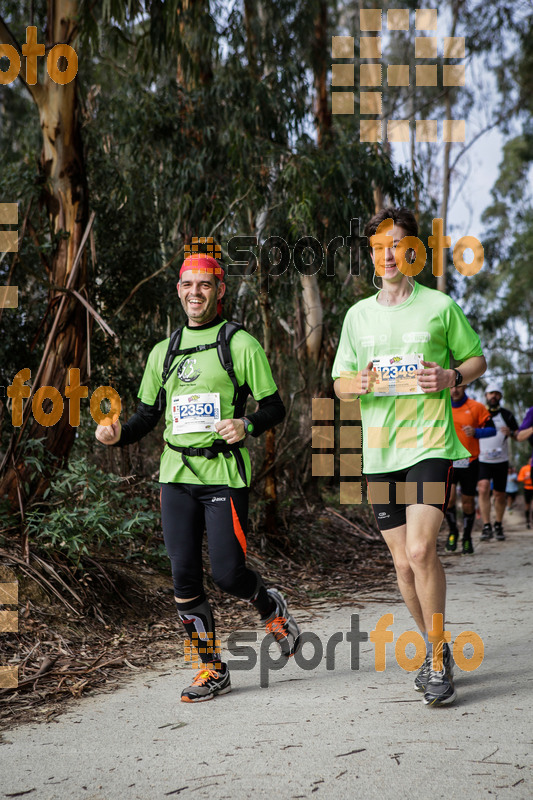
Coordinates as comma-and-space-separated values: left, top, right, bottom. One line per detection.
2, 512, 532, 799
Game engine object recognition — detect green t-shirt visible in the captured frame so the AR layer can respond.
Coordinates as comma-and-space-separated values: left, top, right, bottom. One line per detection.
332, 283, 484, 474
137, 321, 278, 487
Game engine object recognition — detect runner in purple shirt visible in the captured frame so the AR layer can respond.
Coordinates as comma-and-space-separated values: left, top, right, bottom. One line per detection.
516, 407, 533, 464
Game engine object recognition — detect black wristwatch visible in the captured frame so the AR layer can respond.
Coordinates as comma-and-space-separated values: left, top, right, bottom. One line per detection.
241, 417, 254, 435
453, 368, 463, 387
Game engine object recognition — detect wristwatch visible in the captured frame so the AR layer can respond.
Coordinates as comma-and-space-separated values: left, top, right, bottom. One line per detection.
453, 368, 463, 387
241, 417, 254, 435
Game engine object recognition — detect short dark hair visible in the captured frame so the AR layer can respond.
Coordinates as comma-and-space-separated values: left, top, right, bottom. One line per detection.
364, 207, 418, 241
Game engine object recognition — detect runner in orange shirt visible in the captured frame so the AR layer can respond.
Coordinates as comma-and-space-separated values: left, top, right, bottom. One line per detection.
517, 463, 533, 529
445, 385, 495, 554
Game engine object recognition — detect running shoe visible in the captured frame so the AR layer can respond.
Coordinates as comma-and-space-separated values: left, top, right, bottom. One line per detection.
423, 644, 456, 706
480, 523, 493, 541
180, 664, 231, 703
413, 652, 431, 692
494, 522, 505, 540
263, 588, 301, 658
462, 538, 474, 555
445, 531, 458, 552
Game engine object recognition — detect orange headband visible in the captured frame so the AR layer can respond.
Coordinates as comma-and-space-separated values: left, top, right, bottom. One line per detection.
179, 254, 225, 281
178, 254, 225, 316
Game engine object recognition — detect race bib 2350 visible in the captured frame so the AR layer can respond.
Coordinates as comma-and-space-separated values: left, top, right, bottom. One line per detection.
172, 392, 221, 434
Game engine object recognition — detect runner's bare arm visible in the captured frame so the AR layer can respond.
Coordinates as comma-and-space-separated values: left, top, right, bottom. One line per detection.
516, 425, 533, 442
418, 355, 486, 393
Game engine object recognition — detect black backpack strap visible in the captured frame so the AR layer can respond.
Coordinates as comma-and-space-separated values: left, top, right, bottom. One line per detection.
159, 320, 249, 414
161, 327, 217, 389
217, 321, 245, 407
162, 327, 184, 386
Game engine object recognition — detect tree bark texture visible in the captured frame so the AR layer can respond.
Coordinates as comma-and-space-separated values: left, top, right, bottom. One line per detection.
0, 0, 88, 503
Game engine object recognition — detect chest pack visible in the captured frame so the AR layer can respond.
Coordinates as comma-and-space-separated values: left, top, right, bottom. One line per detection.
159, 321, 250, 484
161, 321, 246, 408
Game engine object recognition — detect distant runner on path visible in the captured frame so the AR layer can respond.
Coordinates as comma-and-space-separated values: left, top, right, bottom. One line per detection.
96, 255, 300, 703
332, 207, 487, 707
477, 385, 519, 542
517, 463, 533, 529
446, 384, 495, 555
505, 466, 519, 511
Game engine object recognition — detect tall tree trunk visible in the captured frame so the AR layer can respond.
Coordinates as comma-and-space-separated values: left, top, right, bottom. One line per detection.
176, 0, 214, 88
301, 0, 329, 368
438, 92, 452, 294
313, 0, 331, 149
243, 0, 281, 538
437, 0, 463, 293
0, 1, 88, 504
300, 274, 323, 366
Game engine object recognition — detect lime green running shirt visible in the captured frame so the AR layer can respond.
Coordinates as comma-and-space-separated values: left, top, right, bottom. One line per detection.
137, 321, 278, 487
332, 282, 484, 474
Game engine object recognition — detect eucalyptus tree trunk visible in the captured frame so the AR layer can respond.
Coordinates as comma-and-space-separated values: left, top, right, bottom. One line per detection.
437, 0, 464, 293
0, 0, 88, 504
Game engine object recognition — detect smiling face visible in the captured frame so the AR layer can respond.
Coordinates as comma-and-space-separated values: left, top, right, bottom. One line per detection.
177, 270, 226, 326
370, 224, 413, 286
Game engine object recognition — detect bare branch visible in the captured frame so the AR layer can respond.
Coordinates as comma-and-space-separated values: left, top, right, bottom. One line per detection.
111, 248, 183, 320
51, 286, 118, 339
449, 102, 522, 173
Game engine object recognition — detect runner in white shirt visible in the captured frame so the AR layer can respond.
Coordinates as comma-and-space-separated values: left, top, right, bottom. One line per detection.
477, 385, 519, 541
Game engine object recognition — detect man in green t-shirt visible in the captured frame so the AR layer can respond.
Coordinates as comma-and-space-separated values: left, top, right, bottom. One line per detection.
96, 254, 300, 702
332, 207, 487, 707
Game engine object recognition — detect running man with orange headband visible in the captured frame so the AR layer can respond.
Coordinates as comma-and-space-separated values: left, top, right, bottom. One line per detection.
96, 254, 300, 702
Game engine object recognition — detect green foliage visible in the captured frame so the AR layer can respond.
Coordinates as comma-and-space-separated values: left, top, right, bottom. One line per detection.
25, 456, 160, 568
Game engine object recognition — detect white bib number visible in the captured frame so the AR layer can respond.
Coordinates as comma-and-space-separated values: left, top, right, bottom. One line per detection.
485, 447, 503, 460
453, 458, 470, 469
172, 392, 221, 434
372, 353, 424, 396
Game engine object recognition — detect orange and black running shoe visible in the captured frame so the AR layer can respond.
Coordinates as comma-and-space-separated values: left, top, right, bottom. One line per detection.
180, 664, 231, 703
263, 588, 301, 658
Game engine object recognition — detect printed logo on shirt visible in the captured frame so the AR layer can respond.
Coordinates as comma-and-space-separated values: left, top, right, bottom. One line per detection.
378, 511, 388, 518
361, 336, 375, 348
176, 358, 201, 383
402, 331, 431, 343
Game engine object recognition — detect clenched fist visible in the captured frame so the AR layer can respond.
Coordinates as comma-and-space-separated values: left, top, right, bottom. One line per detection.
95, 420, 122, 445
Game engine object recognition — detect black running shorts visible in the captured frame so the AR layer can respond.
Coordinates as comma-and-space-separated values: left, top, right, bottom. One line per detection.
366, 458, 454, 532
450, 457, 479, 496
478, 460, 509, 493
